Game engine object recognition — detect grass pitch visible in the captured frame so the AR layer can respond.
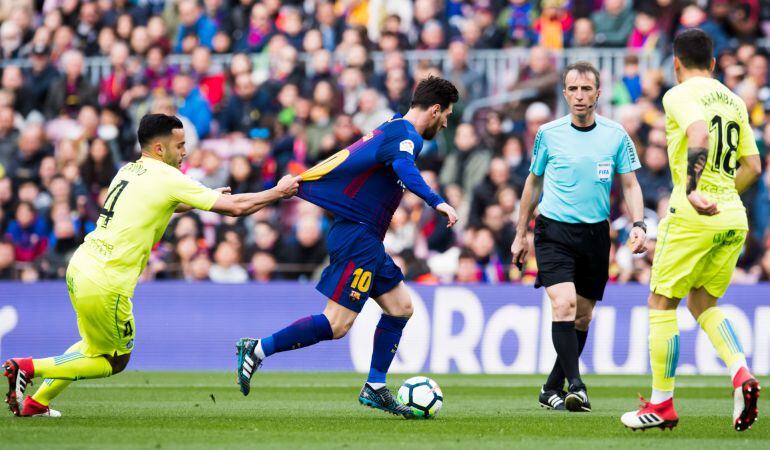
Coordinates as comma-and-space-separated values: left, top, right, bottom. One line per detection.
2, 372, 766, 449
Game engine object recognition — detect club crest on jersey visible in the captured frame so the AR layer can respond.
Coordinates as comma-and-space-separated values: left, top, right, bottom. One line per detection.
349, 290, 362, 302
399, 139, 415, 155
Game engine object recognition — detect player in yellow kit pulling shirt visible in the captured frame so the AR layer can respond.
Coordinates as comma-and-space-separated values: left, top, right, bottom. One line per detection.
621, 29, 762, 432
3, 114, 300, 417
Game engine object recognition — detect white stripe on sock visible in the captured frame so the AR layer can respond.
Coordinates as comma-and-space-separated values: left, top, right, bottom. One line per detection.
650, 389, 673, 404
255, 341, 266, 360
729, 360, 748, 381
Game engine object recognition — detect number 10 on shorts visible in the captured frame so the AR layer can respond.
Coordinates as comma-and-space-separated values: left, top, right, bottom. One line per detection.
350, 268, 372, 293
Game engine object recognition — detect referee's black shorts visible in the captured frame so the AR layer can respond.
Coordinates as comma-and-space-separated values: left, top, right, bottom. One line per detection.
533, 214, 611, 301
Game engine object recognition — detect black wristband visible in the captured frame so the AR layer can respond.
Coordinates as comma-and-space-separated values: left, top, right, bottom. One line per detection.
632, 221, 647, 233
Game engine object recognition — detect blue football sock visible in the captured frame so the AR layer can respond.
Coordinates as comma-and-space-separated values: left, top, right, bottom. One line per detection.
367, 315, 409, 384
261, 314, 333, 357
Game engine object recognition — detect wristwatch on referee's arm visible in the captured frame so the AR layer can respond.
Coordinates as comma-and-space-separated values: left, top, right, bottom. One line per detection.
632, 221, 647, 233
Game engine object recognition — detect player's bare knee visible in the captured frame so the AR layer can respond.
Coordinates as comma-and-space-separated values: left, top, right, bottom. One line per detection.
108, 353, 131, 375
575, 313, 592, 331
397, 300, 414, 319
329, 317, 354, 339
551, 297, 576, 320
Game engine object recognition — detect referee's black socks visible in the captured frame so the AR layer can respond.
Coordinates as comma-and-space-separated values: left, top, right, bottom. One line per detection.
550, 321, 584, 389
545, 328, 588, 391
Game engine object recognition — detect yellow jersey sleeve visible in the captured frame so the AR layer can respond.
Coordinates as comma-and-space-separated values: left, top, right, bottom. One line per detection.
662, 86, 705, 134
738, 105, 760, 159
167, 171, 220, 211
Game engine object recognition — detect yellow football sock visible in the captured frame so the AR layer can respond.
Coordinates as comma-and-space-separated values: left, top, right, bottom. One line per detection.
31, 378, 72, 406
32, 344, 112, 381
697, 307, 747, 370
31, 341, 82, 406
649, 309, 679, 392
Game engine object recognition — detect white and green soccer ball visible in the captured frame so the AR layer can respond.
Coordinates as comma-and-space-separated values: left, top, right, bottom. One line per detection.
397, 376, 443, 419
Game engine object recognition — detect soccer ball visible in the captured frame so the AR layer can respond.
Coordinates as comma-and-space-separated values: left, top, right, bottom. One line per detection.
397, 376, 443, 418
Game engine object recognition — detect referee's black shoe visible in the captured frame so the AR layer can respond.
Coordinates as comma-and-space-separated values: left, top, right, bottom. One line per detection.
565, 384, 592, 412
539, 386, 566, 410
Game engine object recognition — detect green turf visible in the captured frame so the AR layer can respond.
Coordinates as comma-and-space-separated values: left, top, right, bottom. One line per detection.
2, 372, 765, 449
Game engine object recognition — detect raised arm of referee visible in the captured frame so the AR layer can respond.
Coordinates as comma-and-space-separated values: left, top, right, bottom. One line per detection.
511, 62, 647, 412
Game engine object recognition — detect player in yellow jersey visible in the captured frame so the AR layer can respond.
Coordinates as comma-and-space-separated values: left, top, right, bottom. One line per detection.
621, 29, 762, 432
3, 114, 300, 417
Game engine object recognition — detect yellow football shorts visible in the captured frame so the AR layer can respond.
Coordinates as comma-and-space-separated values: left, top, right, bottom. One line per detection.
650, 216, 746, 300
65, 265, 135, 357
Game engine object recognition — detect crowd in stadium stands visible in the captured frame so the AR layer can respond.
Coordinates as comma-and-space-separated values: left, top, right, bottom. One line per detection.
0, 0, 769, 285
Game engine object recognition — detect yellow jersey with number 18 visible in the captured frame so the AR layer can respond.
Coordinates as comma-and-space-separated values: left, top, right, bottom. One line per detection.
69, 156, 220, 298
662, 76, 759, 230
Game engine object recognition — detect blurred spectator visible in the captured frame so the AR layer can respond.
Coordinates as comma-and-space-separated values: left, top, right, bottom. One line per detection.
8, 124, 51, 184
226, 155, 261, 194
613, 55, 643, 105
171, 71, 213, 138
710, 0, 759, 41
209, 240, 248, 283
318, 114, 361, 161
0, 20, 23, 59
22, 44, 59, 116
191, 46, 226, 108
182, 252, 209, 281
501, 135, 530, 193
509, 47, 559, 117
5, 201, 48, 263
99, 41, 132, 107
533, 0, 573, 50
446, 40, 485, 102
636, 143, 672, 210
499, 0, 535, 47
522, 102, 552, 153
385, 206, 417, 254
627, 7, 661, 52
352, 89, 394, 134
44, 49, 99, 119
469, 157, 514, 227
482, 203, 516, 263
277, 215, 327, 280
251, 250, 277, 282
479, 110, 507, 154
439, 123, 493, 196
455, 247, 480, 283
80, 138, 117, 194
571, 17, 594, 47
592, 0, 634, 47
234, 2, 275, 53
469, 226, 507, 283
175, 0, 218, 52
219, 72, 271, 135
41, 202, 82, 278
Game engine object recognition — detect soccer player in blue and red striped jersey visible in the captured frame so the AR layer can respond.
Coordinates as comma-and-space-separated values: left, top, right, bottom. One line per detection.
236, 77, 459, 417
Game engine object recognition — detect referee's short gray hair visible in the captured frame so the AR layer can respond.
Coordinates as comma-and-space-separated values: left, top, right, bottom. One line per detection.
562, 61, 600, 89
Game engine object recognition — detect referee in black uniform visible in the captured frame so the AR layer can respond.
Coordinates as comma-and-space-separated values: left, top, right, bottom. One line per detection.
512, 62, 648, 412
